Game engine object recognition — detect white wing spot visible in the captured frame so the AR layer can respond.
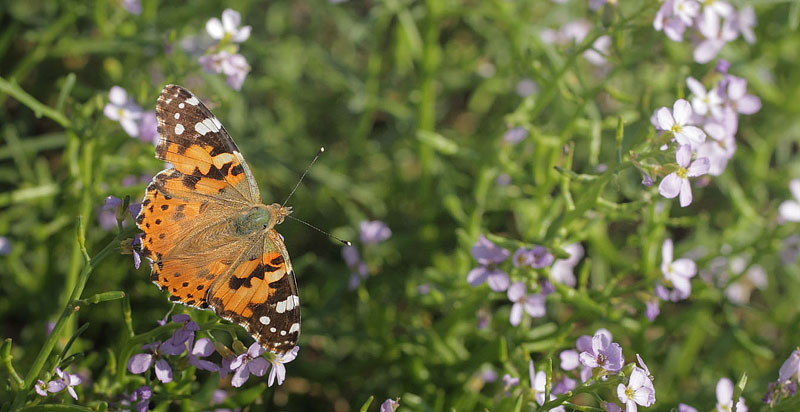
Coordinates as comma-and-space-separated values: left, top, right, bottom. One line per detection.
289, 323, 300, 334
201, 118, 219, 133
185, 96, 200, 106
280, 330, 287, 336
175, 124, 184, 135
259, 316, 270, 325
270, 327, 277, 333
276, 300, 287, 314
174, 113, 180, 119
178, 103, 185, 109
195, 121, 211, 136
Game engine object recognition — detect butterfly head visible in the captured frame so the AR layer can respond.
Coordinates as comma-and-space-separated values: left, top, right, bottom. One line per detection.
267, 203, 292, 226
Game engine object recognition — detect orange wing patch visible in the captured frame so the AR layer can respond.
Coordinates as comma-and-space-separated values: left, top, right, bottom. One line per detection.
208, 234, 300, 354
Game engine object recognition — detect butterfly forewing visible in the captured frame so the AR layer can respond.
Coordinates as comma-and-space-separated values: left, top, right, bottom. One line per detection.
136, 84, 301, 354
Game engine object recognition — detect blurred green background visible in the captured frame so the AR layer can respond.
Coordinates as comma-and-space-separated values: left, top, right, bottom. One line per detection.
2, 0, 800, 411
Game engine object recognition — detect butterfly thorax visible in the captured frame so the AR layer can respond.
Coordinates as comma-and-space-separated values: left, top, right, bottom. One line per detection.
230, 203, 292, 236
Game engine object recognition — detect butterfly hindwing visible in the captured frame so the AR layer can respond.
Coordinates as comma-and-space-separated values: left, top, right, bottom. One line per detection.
207, 230, 300, 354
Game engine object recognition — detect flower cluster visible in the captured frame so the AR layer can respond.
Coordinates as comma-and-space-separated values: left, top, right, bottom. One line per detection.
651, 67, 761, 207
540, 19, 611, 66
199, 9, 252, 90
342, 220, 391, 289
762, 349, 800, 406
103, 86, 159, 144
98, 195, 142, 231
126, 315, 298, 389
468, 236, 584, 327
35, 367, 82, 400
653, 0, 755, 63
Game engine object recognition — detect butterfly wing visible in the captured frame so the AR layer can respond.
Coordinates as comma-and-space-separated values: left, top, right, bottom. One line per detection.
207, 230, 301, 354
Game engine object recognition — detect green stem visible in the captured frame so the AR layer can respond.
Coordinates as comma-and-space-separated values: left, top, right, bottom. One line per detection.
10, 224, 134, 411
417, 0, 441, 214
0, 76, 70, 128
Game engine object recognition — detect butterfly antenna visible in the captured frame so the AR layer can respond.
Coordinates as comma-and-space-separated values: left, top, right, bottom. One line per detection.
282, 147, 324, 207
287, 215, 352, 246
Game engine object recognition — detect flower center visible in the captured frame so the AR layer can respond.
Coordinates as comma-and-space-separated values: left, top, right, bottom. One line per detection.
625, 386, 635, 400
596, 353, 607, 365
671, 124, 682, 134
676, 167, 688, 179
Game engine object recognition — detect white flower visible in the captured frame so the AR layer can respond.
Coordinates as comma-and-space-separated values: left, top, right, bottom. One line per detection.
656, 99, 706, 147
206, 9, 252, 43
715, 377, 747, 412
673, 0, 700, 25
551, 243, 583, 286
779, 179, 800, 223
617, 367, 654, 412
686, 77, 723, 118
103, 86, 143, 137
658, 145, 710, 207
268, 346, 299, 387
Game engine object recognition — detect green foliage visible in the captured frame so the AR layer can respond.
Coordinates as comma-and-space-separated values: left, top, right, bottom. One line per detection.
1, 0, 800, 411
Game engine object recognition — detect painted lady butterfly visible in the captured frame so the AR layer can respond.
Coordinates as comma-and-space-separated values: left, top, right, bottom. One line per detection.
136, 85, 300, 354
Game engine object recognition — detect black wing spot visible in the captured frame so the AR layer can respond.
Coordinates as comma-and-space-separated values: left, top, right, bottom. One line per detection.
159, 233, 165, 239
161, 205, 169, 210
182, 174, 200, 189
182, 282, 189, 287
231, 165, 244, 176
270, 255, 284, 266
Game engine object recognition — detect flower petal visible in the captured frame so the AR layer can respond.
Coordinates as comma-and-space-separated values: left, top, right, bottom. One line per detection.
231, 365, 250, 388
736, 95, 761, 115
509, 303, 523, 326
727, 76, 747, 100
560, 350, 580, 370
221, 9, 241, 32
232, 25, 252, 43
779, 201, 800, 222
154, 359, 173, 383
686, 77, 706, 97
789, 179, 800, 201
524, 294, 546, 317
507, 282, 526, 301
661, 239, 674, 266
672, 99, 693, 125
109, 86, 128, 105
205, 17, 224, 39
687, 157, 710, 177
248, 357, 270, 377
658, 173, 682, 199
679, 178, 693, 207
678, 126, 706, 146
716, 377, 734, 403
671, 258, 697, 278
676, 144, 692, 168
127, 353, 153, 374
487, 270, 510, 292
656, 107, 675, 130
192, 337, 215, 357
466, 267, 489, 286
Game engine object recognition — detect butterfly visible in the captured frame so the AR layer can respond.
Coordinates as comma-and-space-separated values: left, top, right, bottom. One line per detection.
136, 84, 300, 354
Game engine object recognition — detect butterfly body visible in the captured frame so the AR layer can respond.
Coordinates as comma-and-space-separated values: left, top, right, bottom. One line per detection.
136, 85, 300, 354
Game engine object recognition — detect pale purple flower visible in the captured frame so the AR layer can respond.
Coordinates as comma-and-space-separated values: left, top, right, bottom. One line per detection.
479, 367, 498, 383
360, 220, 392, 244
779, 349, 800, 383
230, 342, 270, 387
130, 386, 152, 412
734, 6, 756, 44
380, 398, 400, 412
99, 195, 122, 230
725, 264, 767, 304
780, 180, 800, 223
716, 59, 731, 74
584, 35, 611, 66
656, 100, 706, 147
502, 373, 520, 396
551, 243, 583, 286
198, 51, 251, 91
659, 239, 697, 299
122, 0, 141, 15
678, 404, 698, 412
702, 0, 734, 20
654, 0, 689, 42
553, 375, 576, 395
695, 121, 736, 176
716, 377, 748, 412
342, 245, 368, 289
694, 12, 737, 64
604, 402, 624, 412
673, 0, 700, 25
636, 355, 656, 405
53, 368, 82, 400
268, 345, 299, 387
127, 342, 174, 383
645, 298, 660, 321
188, 337, 219, 371
579, 331, 624, 372
0, 236, 10, 256
560, 349, 580, 370
138, 111, 159, 145
206, 9, 252, 43
160, 314, 199, 355
104, 86, 144, 137
658, 145, 710, 207
687, 77, 723, 118
725, 76, 762, 115
502, 127, 528, 144
467, 235, 510, 292
530, 360, 566, 412
515, 78, 538, 97
132, 234, 143, 269
617, 367, 655, 412
589, 0, 607, 11
507, 282, 546, 326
